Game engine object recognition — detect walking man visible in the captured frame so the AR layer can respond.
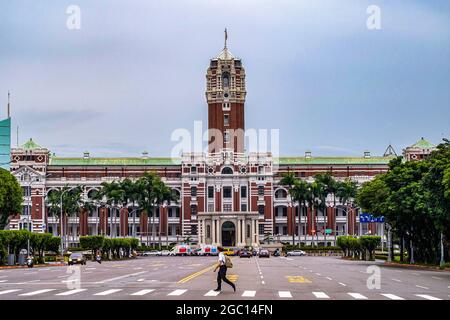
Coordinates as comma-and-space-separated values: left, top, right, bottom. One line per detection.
213, 246, 236, 292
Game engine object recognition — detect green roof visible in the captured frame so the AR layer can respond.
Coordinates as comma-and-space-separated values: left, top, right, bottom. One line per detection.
278, 156, 394, 166
49, 157, 180, 166
21, 138, 42, 150
410, 137, 435, 149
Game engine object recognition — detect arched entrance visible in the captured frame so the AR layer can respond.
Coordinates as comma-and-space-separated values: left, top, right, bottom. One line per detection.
221, 221, 236, 246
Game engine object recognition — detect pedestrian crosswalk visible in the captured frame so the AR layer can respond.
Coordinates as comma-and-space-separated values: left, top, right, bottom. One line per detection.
0, 287, 446, 300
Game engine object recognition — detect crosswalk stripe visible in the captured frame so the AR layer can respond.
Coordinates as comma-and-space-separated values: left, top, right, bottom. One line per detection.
168, 289, 187, 296
130, 289, 155, 296
278, 291, 292, 298
348, 293, 368, 300
0, 289, 21, 295
19, 289, 55, 296
0, 280, 7, 283
242, 290, 256, 297
381, 293, 404, 300
416, 294, 442, 301
56, 289, 87, 296
94, 289, 122, 296
312, 292, 330, 299
204, 290, 221, 297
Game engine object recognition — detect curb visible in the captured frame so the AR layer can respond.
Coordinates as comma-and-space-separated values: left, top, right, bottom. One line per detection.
0, 263, 66, 270
383, 262, 450, 272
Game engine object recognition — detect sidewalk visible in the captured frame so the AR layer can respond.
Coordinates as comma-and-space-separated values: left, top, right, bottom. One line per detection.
383, 261, 450, 272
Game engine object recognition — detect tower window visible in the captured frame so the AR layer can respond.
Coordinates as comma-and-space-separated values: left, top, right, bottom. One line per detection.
208, 186, 214, 199
191, 186, 197, 197
224, 114, 229, 126
223, 187, 232, 199
224, 131, 230, 143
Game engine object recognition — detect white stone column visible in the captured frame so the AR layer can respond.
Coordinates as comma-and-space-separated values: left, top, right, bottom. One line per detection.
237, 219, 241, 245
255, 219, 259, 245
251, 219, 255, 246
212, 218, 216, 244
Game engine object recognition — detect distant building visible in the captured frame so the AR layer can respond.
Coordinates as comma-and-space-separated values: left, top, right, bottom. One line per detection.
403, 137, 436, 161
0, 117, 11, 170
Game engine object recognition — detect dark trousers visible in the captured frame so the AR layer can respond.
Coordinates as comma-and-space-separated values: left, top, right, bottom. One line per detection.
216, 265, 235, 290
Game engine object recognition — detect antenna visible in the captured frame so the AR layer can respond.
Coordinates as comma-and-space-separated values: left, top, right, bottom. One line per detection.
224, 28, 228, 49
7, 91, 10, 118
17, 126, 19, 147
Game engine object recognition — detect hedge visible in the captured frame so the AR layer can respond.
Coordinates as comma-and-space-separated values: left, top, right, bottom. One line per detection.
337, 235, 381, 261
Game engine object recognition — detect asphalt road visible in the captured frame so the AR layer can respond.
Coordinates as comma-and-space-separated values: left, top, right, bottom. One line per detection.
0, 256, 449, 300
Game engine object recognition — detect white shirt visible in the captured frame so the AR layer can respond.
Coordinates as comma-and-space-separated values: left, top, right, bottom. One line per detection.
218, 252, 226, 265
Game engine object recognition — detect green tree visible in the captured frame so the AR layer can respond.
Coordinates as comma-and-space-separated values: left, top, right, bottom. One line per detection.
0, 168, 22, 230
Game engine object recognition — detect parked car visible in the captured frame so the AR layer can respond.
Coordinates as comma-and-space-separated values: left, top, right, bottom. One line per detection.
286, 250, 306, 256
239, 249, 252, 258
273, 249, 281, 257
223, 247, 235, 256
160, 250, 171, 256
258, 249, 270, 258
142, 250, 161, 256
190, 248, 201, 256
68, 252, 87, 265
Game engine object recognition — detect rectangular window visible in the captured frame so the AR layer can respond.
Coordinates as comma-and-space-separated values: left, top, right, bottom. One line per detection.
208, 186, 214, 199
258, 205, 265, 216
224, 114, 230, 126
259, 224, 265, 235
22, 186, 31, 197
190, 205, 197, 215
190, 166, 197, 174
224, 131, 230, 143
223, 187, 232, 199
240, 204, 247, 212
22, 205, 31, 216
191, 186, 197, 197
208, 203, 215, 212
223, 204, 232, 212
240, 186, 247, 198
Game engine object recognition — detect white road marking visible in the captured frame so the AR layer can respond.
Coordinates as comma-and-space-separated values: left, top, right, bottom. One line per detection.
56, 289, 87, 296
411, 272, 420, 276
19, 289, 55, 296
348, 293, 368, 300
242, 290, 256, 297
260, 276, 264, 279
0, 289, 21, 295
95, 271, 147, 284
261, 281, 265, 285
312, 292, 330, 299
26, 280, 40, 283
381, 293, 405, 300
315, 273, 321, 276
168, 289, 187, 296
326, 277, 332, 281
286, 258, 293, 261
204, 290, 220, 297
0, 280, 7, 283
137, 279, 145, 282
415, 285, 429, 290
391, 279, 402, 283
339, 282, 347, 287
278, 291, 292, 298
130, 289, 155, 296
416, 294, 442, 300
431, 276, 442, 280
94, 289, 123, 296
57, 275, 70, 278
23, 272, 38, 275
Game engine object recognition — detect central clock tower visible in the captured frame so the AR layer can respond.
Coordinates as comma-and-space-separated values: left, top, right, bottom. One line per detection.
206, 30, 246, 153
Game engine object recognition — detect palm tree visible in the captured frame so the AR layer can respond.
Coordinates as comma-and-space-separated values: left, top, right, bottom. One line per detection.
280, 172, 297, 245
314, 173, 338, 245
290, 179, 309, 246
336, 178, 358, 235
100, 181, 124, 238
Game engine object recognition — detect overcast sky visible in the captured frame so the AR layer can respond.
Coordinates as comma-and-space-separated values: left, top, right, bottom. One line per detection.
1, 0, 449, 158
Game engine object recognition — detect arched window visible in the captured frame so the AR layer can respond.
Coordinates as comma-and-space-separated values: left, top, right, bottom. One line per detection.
275, 189, 287, 199
221, 167, 233, 175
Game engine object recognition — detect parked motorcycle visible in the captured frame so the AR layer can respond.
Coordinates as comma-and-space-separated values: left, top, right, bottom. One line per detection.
96, 254, 102, 264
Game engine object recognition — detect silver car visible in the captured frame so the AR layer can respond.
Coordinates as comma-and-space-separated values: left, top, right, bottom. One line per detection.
286, 250, 306, 256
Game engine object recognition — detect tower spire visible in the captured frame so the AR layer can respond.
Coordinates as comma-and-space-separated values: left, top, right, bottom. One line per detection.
224, 28, 228, 49
7, 91, 10, 118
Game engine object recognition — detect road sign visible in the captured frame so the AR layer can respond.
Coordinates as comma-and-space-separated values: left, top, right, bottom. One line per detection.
325, 229, 332, 234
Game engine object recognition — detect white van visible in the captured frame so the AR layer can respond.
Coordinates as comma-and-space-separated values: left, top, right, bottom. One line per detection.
171, 244, 191, 256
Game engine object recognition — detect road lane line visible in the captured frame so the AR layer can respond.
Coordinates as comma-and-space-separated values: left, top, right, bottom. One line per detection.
431, 276, 442, 280
168, 289, 187, 296
19, 289, 55, 296
94, 289, 123, 296
348, 293, 368, 300
204, 290, 220, 297
415, 285, 429, 290
391, 279, 402, 283
278, 291, 292, 298
130, 289, 155, 296
242, 291, 256, 297
56, 289, 87, 296
339, 282, 347, 287
312, 292, 330, 299
178, 264, 216, 284
315, 273, 321, 276
381, 293, 405, 300
416, 294, 442, 300
95, 271, 147, 284
0, 280, 7, 283
0, 289, 21, 295
326, 277, 332, 280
